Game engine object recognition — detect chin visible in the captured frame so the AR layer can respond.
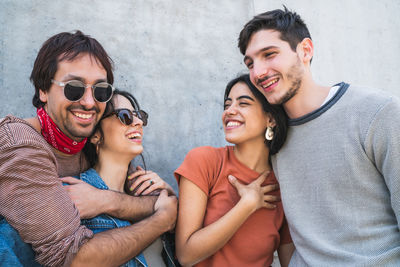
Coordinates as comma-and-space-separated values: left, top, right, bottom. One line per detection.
225, 136, 239, 145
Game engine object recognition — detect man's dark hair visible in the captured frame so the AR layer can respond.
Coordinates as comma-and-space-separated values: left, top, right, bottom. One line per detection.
30, 30, 114, 108
224, 74, 288, 156
238, 6, 311, 55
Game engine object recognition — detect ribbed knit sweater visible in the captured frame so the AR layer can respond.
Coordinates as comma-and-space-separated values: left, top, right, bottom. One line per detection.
272, 82, 400, 266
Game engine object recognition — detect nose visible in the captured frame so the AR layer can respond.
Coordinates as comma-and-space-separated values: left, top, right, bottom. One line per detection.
225, 103, 238, 115
252, 60, 268, 82
132, 115, 144, 126
79, 86, 96, 108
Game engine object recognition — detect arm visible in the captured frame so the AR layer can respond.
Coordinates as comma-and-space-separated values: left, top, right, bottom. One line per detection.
365, 98, 400, 227
61, 176, 157, 220
71, 190, 177, 266
278, 243, 295, 267
175, 172, 278, 266
0, 142, 92, 266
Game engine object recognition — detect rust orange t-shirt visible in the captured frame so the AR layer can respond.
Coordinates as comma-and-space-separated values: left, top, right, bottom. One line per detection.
174, 146, 292, 267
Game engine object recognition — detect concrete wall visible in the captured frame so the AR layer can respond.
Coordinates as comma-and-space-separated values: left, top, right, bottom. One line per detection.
1, 0, 399, 196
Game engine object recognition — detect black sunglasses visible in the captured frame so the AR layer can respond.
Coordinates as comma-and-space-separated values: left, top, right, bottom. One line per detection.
51, 79, 115, 103
105, 108, 148, 126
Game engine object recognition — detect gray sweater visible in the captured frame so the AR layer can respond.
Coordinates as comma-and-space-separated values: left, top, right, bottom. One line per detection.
272, 83, 400, 266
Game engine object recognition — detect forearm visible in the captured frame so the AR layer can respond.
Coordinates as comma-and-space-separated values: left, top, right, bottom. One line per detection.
177, 199, 255, 266
71, 211, 168, 267
102, 190, 157, 221
278, 243, 295, 267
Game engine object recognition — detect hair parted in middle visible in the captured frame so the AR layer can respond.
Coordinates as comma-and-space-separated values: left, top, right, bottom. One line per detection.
224, 74, 288, 156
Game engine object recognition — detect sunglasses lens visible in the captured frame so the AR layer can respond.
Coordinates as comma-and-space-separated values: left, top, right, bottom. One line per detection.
117, 110, 134, 125
64, 81, 85, 101
93, 82, 113, 102
138, 110, 148, 126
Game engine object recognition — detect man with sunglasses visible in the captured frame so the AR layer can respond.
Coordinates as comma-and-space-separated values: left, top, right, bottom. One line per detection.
0, 31, 177, 266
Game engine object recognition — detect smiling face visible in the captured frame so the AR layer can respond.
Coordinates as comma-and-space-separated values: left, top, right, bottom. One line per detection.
39, 53, 108, 141
244, 29, 305, 105
93, 94, 144, 159
222, 81, 273, 145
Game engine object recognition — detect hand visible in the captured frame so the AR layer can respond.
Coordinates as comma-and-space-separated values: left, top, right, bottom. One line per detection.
125, 166, 175, 196
154, 190, 178, 232
61, 176, 105, 219
228, 171, 280, 211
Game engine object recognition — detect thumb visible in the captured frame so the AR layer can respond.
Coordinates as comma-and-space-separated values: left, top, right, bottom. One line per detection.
60, 176, 82, 185
255, 170, 269, 185
136, 166, 144, 171
159, 189, 168, 197
228, 175, 243, 189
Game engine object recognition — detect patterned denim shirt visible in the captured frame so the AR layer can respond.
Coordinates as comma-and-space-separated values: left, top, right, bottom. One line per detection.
77, 168, 148, 267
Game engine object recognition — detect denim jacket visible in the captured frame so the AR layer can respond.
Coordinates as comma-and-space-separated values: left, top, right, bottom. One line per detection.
77, 168, 147, 267
0, 216, 41, 267
0, 168, 177, 267
77, 168, 179, 267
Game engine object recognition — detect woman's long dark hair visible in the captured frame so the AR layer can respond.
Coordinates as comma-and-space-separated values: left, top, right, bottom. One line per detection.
83, 89, 147, 169
224, 74, 288, 156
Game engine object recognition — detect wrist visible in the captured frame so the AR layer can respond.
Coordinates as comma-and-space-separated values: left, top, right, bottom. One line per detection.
101, 189, 116, 215
153, 208, 173, 232
237, 195, 258, 214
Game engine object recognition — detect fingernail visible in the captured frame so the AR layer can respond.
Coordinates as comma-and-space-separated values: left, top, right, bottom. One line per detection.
228, 175, 234, 181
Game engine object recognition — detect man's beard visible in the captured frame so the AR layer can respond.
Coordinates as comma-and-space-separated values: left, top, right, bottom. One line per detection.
276, 58, 304, 105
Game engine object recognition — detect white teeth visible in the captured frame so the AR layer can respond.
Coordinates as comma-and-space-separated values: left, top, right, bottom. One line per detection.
73, 112, 93, 119
127, 133, 141, 139
262, 78, 279, 88
227, 121, 241, 127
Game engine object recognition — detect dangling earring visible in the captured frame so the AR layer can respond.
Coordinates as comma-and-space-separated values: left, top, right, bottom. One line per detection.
265, 127, 274, 141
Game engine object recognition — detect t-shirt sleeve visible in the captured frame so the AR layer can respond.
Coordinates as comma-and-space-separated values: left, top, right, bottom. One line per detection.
174, 146, 221, 196
0, 123, 93, 266
279, 216, 292, 245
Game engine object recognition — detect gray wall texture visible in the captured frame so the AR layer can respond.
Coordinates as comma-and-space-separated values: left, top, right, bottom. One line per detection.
1, 0, 399, 195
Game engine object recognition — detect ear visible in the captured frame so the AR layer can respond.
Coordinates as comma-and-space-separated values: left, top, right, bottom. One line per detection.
266, 113, 276, 128
39, 89, 48, 103
297, 38, 313, 64
90, 130, 102, 145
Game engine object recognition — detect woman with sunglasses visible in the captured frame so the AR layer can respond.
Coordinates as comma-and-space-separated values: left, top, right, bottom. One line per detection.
75, 89, 176, 267
174, 74, 294, 267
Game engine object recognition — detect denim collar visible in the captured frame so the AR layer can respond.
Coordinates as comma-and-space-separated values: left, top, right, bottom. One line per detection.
79, 168, 109, 190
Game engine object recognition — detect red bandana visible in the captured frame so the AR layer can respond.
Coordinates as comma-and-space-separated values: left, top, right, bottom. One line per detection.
37, 107, 87, 154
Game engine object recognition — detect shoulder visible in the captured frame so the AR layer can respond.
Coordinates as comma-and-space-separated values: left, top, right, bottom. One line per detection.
183, 146, 226, 168
78, 168, 108, 189
0, 115, 50, 151
344, 85, 397, 111
175, 146, 225, 188
186, 146, 224, 159
339, 85, 399, 125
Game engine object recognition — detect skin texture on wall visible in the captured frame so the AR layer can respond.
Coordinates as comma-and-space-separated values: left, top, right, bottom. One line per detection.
1, 0, 399, 196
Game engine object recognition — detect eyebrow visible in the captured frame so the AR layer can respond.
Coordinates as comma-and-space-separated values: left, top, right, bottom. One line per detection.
243, 45, 279, 63
224, 95, 255, 102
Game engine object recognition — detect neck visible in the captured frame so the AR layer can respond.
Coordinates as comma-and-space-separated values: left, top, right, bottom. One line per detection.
25, 117, 75, 157
283, 73, 330, 119
94, 150, 132, 192
234, 137, 271, 173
